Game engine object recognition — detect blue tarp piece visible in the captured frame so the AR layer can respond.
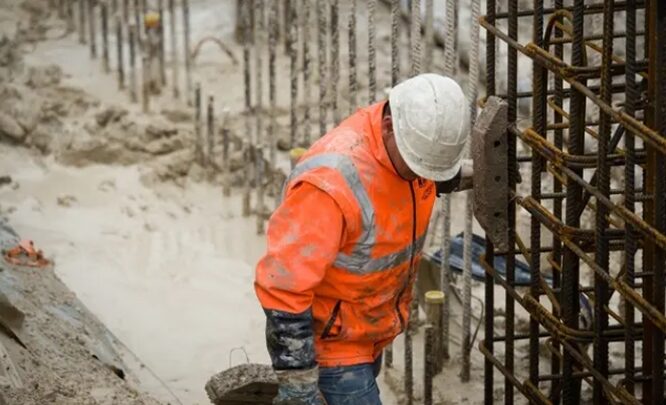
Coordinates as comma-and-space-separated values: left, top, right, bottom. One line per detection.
424, 232, 553, 287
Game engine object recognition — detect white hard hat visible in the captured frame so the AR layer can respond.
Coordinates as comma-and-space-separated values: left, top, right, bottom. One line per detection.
389, 73, 469, 181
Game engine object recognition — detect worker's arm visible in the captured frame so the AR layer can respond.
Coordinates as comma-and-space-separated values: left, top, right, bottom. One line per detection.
255, 182, 344, 404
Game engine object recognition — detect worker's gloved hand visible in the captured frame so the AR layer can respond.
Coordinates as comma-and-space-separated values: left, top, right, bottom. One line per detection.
273, 367, 327, 405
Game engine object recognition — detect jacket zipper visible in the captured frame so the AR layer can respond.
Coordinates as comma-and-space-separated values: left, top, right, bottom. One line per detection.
320, 300, 342, 339
395, 181, 417, 332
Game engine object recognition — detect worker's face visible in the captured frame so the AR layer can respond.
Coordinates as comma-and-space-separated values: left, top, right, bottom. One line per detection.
381, 114, 419, 181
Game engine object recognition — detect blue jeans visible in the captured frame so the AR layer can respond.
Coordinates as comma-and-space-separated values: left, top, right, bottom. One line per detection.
318, 356, 382, 405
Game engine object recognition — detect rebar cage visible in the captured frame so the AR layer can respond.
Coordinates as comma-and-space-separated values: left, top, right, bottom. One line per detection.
480, 0, 666, 404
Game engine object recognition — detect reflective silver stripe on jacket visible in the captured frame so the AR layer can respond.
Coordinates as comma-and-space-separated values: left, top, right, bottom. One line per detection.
284, 153, 425, 274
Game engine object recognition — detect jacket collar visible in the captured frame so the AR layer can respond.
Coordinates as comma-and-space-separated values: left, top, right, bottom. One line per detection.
364, 101, 400, 177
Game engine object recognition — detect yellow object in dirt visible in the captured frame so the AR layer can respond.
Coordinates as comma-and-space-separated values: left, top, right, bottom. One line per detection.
289, 147, 307, 169
144, 11, 161, 29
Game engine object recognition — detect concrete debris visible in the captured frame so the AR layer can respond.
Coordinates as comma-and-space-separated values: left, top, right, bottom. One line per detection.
0, 176, 11, 187
98, 179, 116, 192
57, 194, 78, 207
161, 108, 192, 123
0, 111, 26, 141
95, 106, 129, 127
25, 65, 62, 88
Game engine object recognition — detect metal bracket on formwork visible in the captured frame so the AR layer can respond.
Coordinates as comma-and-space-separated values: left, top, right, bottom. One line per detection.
472, 96, 509, 252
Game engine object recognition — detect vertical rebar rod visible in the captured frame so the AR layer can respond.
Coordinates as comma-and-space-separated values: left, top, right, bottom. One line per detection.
646, 0, 666, 402
562, 1, 585, 403
66, 0, 75, 32
255, 0, 265, 235
183, 0, 192, 106
168, 0, 179, 99
194, 83, 202, 164
593, 2, 613, 404
58, 0, 65, 19
207, 95, 215, 170
255, 0, 264, 149
461, 0, 480, 383
440, 0, 457, 369
409, 0, 421, 77
505, 0, 518, 403
123, 0, 129, 22
222, 110, 231, 197
385, 0, 397, 359
129, 23, 138, 102
101, 3, 110, 73
268, 1, 277, 186
424, 0, 433, 71
330, 0, 340, 125
444, 0, 456, 74
288, 0, 298, 149
529, 0, 546, 395
158, 0, 166, 87
133, 0, 141, 47
317, 0, 328, 136
283, 0, 290, 53
111, 0, 117, 16
623, 0, 638, 396
367, 0, 376, 103
142, 54, 150, 113
88, 0, 97, 58
483, 0, 496, 401
550, 0, 564, 402
242, 1, 252, 217
390, 0, 399, 86
405, 4, 421, 398
79, 0, 86, 44
302, 0, 312, 146
116, 16, 125, 89
424, 325, 434, 405
348, 0, 357, 115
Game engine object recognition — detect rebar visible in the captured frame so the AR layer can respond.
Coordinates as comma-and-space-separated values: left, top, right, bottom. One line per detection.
424, 0, 433, 71
66, 0, 75, 33
367, 0, 377, 103
183, 0, 192, 106
128, 23, 137, 102
255, 0, 265, 234
142, 54, 150, 113
479, 0, 666, 403
409, 0, 421, 77
168, 0, 179, 99
302, 0, 312, 146
194, 83, 202, 164
348, 0, 357, 114
242, 1, 252, 217
390, 0, 399, 86
158, 0, 166, 87
222, 110, 231, 197
288, 0, 297, 149
461, 0, 480, 384
133, 0, 141, 47
330, 0, 340, 125
268, 0, 277, 187
79, 0, 86, 44
101, 2, 110, 73
123, 0, 129, 22
317, 0, 328, 136
88, 0, 97, 58
116, 16, 125, 89
206, 95, 214, 170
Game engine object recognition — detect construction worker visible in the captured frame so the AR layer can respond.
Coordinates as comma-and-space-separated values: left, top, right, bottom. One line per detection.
255, 73, 471, 404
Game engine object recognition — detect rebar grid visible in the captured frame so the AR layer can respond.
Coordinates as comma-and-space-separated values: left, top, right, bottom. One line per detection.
481, 1, 666, 404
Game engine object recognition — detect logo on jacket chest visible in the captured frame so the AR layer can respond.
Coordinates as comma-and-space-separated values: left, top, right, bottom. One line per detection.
417, 178, 434, 201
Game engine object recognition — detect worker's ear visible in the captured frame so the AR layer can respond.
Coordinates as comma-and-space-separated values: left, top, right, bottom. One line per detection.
381, 114, 393, 137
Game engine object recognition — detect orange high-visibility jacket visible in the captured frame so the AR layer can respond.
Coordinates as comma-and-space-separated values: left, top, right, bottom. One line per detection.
255, 101, 437, 369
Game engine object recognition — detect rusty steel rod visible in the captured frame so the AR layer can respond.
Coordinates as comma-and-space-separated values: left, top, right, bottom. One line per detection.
168, 0, 179, 99
101, 2, 110, 73
317, 0, 328, 137
348, 0, 357, 114
242, 1, 252, 217
183, 0, 192, 106
128, 23, 137, 102
78, 0, 86, 44
302, 0, 312, 146
330, 0, 340, 125
88, 0, 97, 58
116, 16, 125, 89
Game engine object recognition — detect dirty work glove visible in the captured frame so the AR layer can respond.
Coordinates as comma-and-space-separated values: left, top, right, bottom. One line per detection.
273, 367, 327, 405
